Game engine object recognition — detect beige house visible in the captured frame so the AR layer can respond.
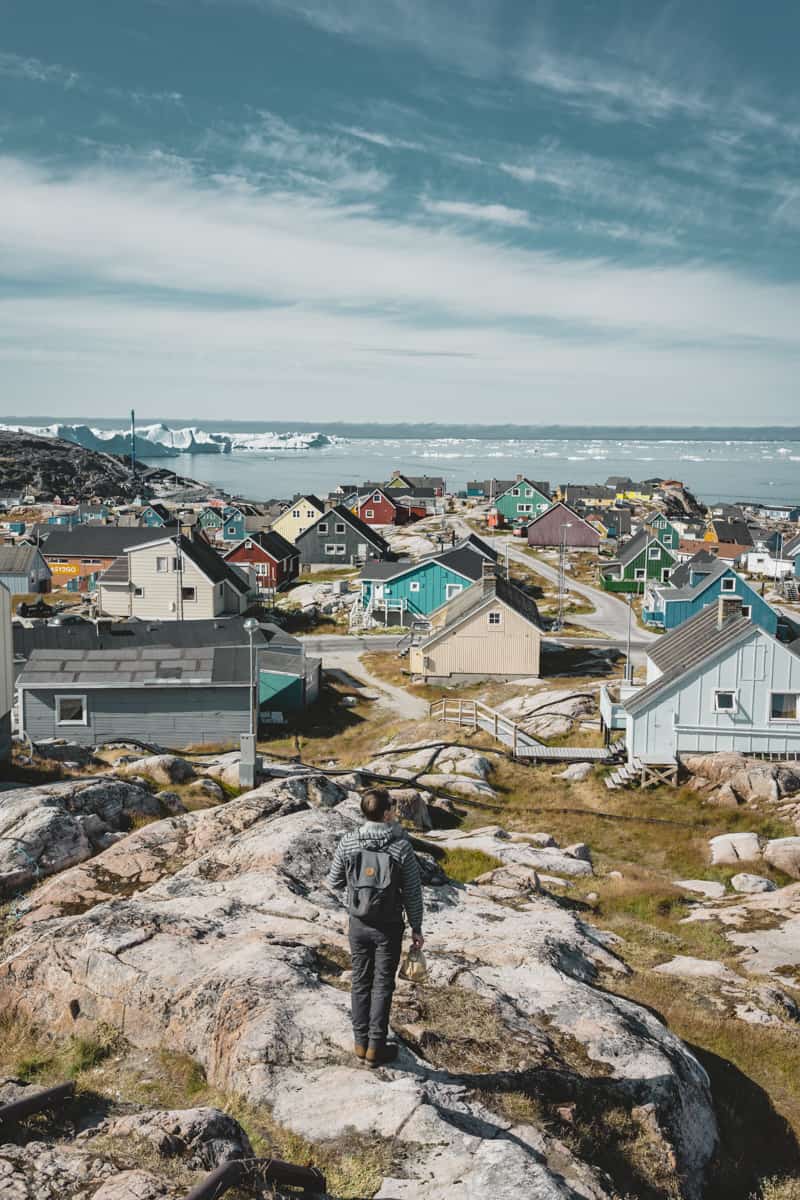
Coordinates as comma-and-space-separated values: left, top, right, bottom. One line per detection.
410, 568, 541, 681
97, 534, 252, 621
271, 495, 326, 545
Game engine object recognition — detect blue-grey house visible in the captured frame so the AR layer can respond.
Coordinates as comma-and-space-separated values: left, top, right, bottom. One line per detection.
358, 536, 497, 625
140, 503, 171, 527
615, 597, 800, 764
643, 552, 777, 635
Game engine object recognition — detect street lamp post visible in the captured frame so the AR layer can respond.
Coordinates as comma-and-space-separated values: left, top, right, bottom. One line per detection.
556, 523, 572, 630
243, 617, 260, 738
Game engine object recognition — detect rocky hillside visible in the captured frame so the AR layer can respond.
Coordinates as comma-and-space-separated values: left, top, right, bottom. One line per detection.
0, 428, 144, 502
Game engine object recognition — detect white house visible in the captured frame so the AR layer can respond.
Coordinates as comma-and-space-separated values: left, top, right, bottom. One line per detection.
97, 534, 253, 621
745, 532, 800, 579
610, 595, 800, 765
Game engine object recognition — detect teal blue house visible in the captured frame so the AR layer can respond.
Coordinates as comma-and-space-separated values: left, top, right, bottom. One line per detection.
220, 507, 247, 543
494, 478, 551, 525
198, 506, 225, 534
359, 539, 496, 624
644, 555, 777, 634
140, 503, 170, 527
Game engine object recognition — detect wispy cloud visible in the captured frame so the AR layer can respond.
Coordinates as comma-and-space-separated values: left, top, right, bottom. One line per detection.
420, 198, 533, 229
338, 125, 423, 151
240, 112, 389, 192
0, 50, 79, 88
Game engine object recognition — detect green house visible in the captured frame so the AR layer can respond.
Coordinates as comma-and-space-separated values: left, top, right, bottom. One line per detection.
647, 512, 680, 551
601, 529, 677, 593
494, 478, 551, 524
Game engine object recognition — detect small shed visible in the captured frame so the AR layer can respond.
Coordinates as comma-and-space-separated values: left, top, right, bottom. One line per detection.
526, 503, 600, 550
0, 544, 52, 596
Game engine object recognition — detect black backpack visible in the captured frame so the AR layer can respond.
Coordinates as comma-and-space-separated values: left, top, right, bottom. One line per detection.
346, 847, 402, 924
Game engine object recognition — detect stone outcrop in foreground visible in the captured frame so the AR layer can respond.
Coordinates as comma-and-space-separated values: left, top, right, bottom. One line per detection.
0, 777, 718, 1199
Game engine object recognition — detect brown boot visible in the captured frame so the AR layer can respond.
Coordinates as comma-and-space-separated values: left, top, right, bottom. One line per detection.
365, 1042, 399, 1069
354, 1043, 367, 1061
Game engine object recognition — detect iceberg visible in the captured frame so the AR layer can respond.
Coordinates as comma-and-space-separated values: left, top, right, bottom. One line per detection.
0, 423, 336, 456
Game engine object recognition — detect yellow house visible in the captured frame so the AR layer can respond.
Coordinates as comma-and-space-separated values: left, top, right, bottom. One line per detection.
271, 495, 326, 545
410, 566, 541, 681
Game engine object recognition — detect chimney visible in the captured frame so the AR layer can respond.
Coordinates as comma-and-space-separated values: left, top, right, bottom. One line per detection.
481, 558, 497, 598
515, 473, 524, 482
717, 593, 744, 628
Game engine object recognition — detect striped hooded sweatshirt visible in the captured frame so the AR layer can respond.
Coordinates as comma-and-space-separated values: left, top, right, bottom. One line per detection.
326, 820, 424, 933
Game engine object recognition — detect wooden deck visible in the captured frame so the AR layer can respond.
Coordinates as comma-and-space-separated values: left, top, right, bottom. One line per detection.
429, 697, 619, 763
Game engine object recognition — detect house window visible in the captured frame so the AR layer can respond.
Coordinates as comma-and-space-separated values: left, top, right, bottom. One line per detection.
661, 568, 671, 582
182, 586, 196, 601
409, 581, 420, 593
365, 510, 374, 519
292, 509, 300, 518
511, 487, 520, 496
305, 510, 315, 518
246, 540, 253, 548
134, 586, 144, 597
56, 694, 87, 725
517, 504, 532, 513
226, 525, 237, 536
335, 523, 346, 534
648, 546, 660, 559
445, 583, 463, 600
373, 493, 381, 502
488, 610, 502, 626
741, 605, 752, 618
721, 577, 736, 592
325, 543, 346, 556
771, 693, 799, 721
634, 568, 646, 581
714, 690, 737, 713
318, 523, 328, 534
156, 556, 170, 573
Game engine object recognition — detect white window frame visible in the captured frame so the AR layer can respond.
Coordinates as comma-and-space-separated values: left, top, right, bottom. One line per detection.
488, 610, 502, 627
373, 492, 381, 502
634, 568, 646, 581
511, 487, 520, 496
445, 583, 463, 601
648, 546, 660, 560
324, 543, 346, 556
305, 510, 315, 519
292, 509, 300, 519
133, 586, 144, 598
56, 694, 88, 726
181, 585, 197, 602
409, 580, 420, 593
721, 577, 736, 592
661, 568, 671, 582
770, 692, 799, 722
714, 689, 737, 714
335, 522, 346, 534
365, 509, 374, 519
741, 604, 752, 618
318, 522, 328, 534
156, 556, 171, 573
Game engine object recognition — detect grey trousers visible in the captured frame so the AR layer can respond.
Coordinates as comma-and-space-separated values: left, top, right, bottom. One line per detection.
348, 916, 404, 1046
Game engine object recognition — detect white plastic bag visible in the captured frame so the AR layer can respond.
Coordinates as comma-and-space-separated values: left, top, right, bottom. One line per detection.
399, 946, 428, 983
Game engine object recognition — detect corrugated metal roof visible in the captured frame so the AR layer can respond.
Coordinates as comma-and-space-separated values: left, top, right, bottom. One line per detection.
0, 544, 46, 575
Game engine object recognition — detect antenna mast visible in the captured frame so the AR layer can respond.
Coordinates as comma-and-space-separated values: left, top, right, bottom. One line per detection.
130, 409, 136, 478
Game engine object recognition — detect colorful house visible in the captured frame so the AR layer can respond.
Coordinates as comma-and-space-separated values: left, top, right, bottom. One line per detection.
526, 502, 600, 550
358, 537, 497, 625
41, 525, 179, 593
646, 512, 680, 551
409, 566, 542, 680
140, 503, 171, 527
271, 496, 326, 545
614, 600, 800, 764
223, 530, 299, 592
601, 530, 677, 593
197, 506, 226, 536
353, 487, 420, 527
386, 472, 446, 498
493, 478, 551, 525
643, 555, 777, 634
295, 505, 389, 569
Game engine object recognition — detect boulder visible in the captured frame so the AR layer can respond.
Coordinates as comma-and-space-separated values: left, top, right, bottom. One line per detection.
675, 880, 726, 900
415, 772, 496, 800
763, 837, 800, 879
654, 957, 738, 981
155, 791, 188, 815
730, 873, 777, 895
91, 1172, 171, 1200
498, 690, 595, 740
708, 832, 762, 866
116, 755, 196, 786
683, 754, 800, 805
201, 751, 242, 791
90, 1107, 252, 1168
557, 762, 593, 783
0, 780, 717, 1198
188, 778, 225, 804
564, 843, 592, 863
706, 782, 741, 809
0, 778, 166, 895
389, 788, 432, 831
0, 1142, 118, 1199
423, 829, 592, 878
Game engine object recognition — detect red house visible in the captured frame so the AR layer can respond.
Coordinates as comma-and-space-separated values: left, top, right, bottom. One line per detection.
355, 488, 420, 527
223, 530, 299, 591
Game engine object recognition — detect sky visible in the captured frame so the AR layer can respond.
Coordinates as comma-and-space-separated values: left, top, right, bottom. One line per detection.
1, 0, 800, 424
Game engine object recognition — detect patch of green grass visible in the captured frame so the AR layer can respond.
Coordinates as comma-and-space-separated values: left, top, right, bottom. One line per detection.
439, 847, 503, 882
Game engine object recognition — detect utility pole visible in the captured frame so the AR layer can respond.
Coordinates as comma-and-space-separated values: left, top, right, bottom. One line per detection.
626, 593, 633, 683
130, 409, 136, 479
556, 522, 572, 630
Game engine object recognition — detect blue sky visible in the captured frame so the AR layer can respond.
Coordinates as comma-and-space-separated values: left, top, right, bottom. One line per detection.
2, 0, 800, 423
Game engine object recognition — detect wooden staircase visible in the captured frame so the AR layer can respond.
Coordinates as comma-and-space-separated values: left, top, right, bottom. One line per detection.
429, 697, 620, 763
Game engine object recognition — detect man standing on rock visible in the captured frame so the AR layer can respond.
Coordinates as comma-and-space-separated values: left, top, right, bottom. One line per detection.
326, 787, 424, 1067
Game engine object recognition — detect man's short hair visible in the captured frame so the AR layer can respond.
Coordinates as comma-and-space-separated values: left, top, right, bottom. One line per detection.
361, 787, 393, 821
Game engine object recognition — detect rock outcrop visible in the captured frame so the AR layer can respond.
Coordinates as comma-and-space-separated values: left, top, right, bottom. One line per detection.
0, 777, 718, 1198
0, 778, 181, 895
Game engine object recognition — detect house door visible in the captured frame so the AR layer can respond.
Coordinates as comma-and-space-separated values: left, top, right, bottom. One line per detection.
651, 706, 677, 759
